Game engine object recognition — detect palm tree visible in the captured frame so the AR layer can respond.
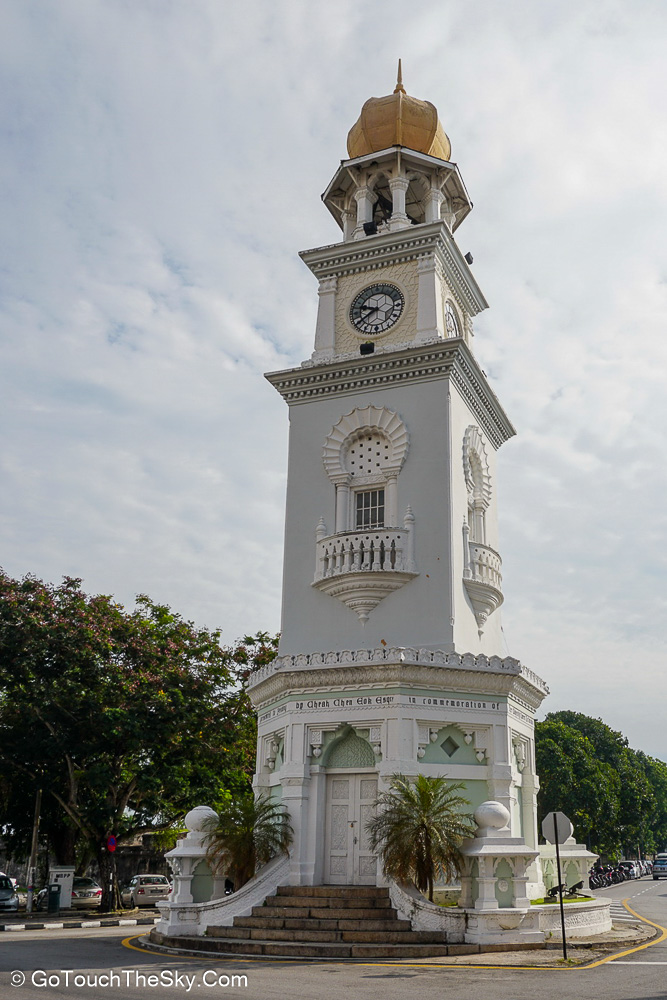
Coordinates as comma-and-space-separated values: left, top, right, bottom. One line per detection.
205, 793, 293, 889
367, 773, 476, 902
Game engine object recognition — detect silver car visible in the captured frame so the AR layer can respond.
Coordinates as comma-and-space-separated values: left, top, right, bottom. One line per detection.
34, 876, 103, 911
653, 856, 667, 879
121, 874, 171, 908
0, 875, 19, 912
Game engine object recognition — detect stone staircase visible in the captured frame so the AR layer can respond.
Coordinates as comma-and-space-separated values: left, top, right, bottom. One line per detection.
162, 885, 455, 959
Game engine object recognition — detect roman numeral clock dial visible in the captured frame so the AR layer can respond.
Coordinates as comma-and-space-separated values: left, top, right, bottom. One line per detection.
350, 283, 404, 335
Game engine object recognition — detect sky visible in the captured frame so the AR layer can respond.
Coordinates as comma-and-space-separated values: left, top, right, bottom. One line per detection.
1, 1, 666, 759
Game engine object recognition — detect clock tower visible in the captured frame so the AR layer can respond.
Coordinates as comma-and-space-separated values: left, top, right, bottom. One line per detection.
248, 68, 548, 893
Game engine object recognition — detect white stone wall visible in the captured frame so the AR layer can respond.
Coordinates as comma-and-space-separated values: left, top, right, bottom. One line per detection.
278, 379, 457, 656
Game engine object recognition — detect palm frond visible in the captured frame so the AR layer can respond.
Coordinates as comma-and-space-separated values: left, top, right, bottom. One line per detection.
367, 773, 475, 901
204, 793, 292, 888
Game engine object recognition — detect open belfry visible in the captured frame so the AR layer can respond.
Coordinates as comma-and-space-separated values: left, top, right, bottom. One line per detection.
248, 65, 550, 892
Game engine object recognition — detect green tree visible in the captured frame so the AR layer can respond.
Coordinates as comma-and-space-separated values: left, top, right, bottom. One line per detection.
638, 755, 667, 854
0, 569, 276, 909
366, 774, 475, 902
542, 712, 654, 857
205, 793, 292, 889
535, 718, 621, 856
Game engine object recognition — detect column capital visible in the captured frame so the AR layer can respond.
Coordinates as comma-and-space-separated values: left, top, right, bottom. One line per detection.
389, 175, 410, 192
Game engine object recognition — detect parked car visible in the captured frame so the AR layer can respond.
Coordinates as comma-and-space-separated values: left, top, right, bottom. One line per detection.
653, 857, 667, 879
619, 861, 640, 879
120, 874, 171, 908
0, 875, 19, 912
34, 877, 102, 911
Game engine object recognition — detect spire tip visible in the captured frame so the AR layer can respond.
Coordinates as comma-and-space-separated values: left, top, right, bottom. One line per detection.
394, 58, 405, 94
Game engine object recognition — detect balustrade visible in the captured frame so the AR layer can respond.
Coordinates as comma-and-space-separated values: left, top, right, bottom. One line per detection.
314, 529, 411, 581
467, 542, 502, 589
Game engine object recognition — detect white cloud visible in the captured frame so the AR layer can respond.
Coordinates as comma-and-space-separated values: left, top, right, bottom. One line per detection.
1, 0, 666, 757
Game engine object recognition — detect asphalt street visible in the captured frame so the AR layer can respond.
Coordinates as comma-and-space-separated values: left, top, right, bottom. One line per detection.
1, 878, 666, 1000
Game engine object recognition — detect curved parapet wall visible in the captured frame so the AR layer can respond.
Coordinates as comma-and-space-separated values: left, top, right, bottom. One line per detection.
536, 897, 612, 939
388, 881, 465, 942
156, 855, 290, 938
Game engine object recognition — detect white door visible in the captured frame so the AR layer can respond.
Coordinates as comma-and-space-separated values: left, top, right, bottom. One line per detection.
324, 773, 378, 884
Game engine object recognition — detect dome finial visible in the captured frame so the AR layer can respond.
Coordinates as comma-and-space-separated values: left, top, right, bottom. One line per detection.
394, 58, 405, 94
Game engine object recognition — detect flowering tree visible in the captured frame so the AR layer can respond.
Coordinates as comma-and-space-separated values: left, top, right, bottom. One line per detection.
0, 569, 276, 909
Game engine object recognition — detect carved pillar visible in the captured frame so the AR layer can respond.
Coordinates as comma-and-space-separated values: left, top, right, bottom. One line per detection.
313, 276, 337, 358
342, 208, 355, 241
353, 186, 373, 239
472, 500, 486, 545
474, 856, 498, 910
386, 474, 398, 525
388, 175, 410, 230
424, 186, 444, 224
315, 518, 327, 579
462, 519, 472, 579
281, 773, 311, 886
415, 254, 444, 341
333, 478, 350, 533
404, 506, 416, 573
511, 858, 531, 908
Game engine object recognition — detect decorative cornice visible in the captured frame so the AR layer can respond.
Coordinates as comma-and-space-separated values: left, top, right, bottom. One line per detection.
250, 662, 547, 714
248, 646, 549, 711
299, 221, 487, 318
265, 339, 516, 449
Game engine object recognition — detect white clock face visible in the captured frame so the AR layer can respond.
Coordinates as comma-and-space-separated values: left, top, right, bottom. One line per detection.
350, 283, 404, 335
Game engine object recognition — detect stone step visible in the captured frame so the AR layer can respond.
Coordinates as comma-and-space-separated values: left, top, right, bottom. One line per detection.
234, 916, 412, 933
263, 894, 392, 909
251, 906, 310, 919
308, 907, 393, 921
197, 936, 451, 959
276, 885, 389, 899
252, 905, 395, 921
341, 930, 446, 944
211, 926, 446, 944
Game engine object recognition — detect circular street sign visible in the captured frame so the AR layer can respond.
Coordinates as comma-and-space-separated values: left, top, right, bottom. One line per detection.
541, 811, 574, 845
106, 835, 117, 853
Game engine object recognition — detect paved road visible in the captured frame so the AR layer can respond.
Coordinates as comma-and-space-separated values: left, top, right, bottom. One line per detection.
1, 878, 665, 1000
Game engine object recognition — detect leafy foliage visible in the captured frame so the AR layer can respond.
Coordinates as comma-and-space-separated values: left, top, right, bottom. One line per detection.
205, 793, 293, 889
366, 774, 475, 901
0, 569, 277, 907
536, 711, 667, 858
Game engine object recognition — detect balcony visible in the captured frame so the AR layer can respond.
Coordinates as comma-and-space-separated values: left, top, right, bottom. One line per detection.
312, 519, 417, 623
463, 540, 504, 633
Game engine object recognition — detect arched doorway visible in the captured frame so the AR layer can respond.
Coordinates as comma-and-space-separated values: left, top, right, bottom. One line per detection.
322, 729, 378, 885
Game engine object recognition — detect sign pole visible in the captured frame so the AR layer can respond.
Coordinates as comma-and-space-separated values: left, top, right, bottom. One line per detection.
553, 813, 567, 961
25, 787, 42, 915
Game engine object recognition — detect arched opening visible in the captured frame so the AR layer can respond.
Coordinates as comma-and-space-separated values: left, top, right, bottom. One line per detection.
368, 172, 393, 227
405, 172, 430, 224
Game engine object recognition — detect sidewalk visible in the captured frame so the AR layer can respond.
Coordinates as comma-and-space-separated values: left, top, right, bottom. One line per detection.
0, 910, 160, 933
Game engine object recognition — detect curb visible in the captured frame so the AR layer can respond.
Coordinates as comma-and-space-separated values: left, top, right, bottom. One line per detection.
0, 917, 160, 933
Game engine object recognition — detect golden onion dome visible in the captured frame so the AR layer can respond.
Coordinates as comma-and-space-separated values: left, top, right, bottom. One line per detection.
347, 61, 451, 162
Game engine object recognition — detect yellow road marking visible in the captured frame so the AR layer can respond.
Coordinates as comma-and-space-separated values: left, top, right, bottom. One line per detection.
120, 896, 667, 973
